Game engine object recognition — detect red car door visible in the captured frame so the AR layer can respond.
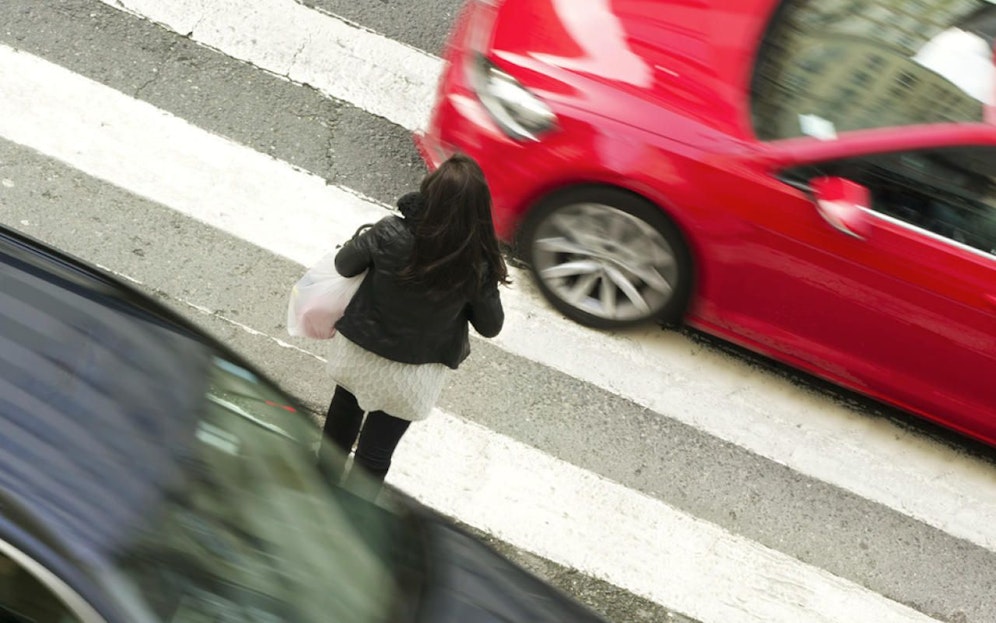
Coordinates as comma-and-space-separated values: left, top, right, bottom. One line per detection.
707, 134, 996, 440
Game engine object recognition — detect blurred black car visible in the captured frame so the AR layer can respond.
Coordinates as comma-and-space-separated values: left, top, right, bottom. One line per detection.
0, 225, 607, 623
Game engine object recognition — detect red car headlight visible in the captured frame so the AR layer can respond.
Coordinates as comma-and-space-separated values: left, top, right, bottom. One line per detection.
467, 54, 557, 141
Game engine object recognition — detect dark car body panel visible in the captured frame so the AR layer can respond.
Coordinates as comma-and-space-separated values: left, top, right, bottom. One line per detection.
415, 519, 606, 623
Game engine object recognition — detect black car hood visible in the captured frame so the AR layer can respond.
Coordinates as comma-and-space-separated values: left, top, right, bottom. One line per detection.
414, 518, 607, 623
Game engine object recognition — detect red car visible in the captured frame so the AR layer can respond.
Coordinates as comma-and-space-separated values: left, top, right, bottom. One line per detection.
415, 0, 996, 445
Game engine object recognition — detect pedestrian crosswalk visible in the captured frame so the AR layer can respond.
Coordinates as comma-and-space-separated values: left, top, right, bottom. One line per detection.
1, 2, 994, 622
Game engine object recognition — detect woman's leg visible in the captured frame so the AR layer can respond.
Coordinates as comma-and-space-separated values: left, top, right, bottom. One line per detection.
344, 410, 411, 499
320, 386, 365, 475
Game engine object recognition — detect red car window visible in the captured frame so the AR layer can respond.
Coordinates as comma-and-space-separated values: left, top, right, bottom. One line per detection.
784, 147, 996, 257
752, 0, 996, 140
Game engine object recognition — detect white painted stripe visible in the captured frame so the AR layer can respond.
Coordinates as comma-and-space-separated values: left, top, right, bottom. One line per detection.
97, 0, 441, 132
394, 411, 942, 623
0, 45, 984, 620
0, 46, 383, 265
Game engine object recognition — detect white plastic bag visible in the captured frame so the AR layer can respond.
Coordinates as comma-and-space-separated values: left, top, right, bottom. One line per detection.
286, 251, 365, 339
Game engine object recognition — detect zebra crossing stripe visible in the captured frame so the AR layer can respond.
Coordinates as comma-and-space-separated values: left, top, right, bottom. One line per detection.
396, 410, 943, 623
96, 0, 441, 132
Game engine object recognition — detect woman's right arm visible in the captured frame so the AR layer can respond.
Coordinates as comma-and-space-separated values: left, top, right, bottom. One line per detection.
467, 281, 504, 338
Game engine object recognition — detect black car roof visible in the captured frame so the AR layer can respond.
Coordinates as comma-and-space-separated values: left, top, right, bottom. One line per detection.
0, 226, 228, 567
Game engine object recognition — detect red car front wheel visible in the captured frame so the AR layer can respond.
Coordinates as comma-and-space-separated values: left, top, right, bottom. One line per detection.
520, 187, 693, 329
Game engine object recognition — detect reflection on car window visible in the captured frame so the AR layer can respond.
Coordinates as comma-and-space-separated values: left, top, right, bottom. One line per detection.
753, 0, 996, 140
793, 147, 996, 255
114, 356, 404, 623
0, 551, 81, 623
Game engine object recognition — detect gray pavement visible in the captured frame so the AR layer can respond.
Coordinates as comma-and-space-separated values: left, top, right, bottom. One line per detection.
2, 2, 996, 622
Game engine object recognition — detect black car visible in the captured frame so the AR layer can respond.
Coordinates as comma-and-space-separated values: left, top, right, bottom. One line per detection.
0, 225, 607, 623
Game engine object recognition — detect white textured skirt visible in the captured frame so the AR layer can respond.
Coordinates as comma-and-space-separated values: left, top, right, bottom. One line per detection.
325, 333, 449, 422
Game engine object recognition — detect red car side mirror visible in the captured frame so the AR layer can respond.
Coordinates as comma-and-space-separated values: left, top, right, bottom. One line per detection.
809, 176, 872, 240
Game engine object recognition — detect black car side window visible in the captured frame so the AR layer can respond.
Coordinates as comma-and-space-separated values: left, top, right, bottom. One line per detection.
0, 551, 84, 623
788, 147, 996, 257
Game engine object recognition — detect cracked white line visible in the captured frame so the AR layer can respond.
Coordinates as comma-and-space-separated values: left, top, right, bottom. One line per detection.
97, 0, 440, 130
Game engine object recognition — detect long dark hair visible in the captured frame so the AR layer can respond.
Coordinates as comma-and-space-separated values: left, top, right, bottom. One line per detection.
400, 154, 510, 296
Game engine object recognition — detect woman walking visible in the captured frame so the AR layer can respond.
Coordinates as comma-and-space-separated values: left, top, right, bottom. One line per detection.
321, 154, 508, 499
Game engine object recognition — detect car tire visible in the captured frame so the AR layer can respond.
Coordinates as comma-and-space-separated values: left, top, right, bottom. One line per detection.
519, 186, 693, 329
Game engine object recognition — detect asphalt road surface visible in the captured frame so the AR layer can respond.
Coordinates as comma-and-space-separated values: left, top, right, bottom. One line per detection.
1, 1, 995, 622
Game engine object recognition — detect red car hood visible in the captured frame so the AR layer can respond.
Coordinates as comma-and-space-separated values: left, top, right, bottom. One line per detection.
486, 0, 775, 139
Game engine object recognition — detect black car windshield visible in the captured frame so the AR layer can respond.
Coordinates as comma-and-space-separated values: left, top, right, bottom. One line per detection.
110, 354, 408, 623
752, 0, 996, 140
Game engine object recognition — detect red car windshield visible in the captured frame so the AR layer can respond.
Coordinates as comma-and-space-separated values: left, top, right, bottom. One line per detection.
752, 0, 996, 140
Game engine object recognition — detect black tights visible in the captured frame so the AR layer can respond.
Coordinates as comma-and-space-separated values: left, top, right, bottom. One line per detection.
321, 386, 410, 495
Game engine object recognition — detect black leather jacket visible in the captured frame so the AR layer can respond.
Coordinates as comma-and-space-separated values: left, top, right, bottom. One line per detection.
333, 197, 504, 370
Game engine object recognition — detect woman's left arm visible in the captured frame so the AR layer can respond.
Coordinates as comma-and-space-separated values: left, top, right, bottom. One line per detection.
334, 223, 378, 276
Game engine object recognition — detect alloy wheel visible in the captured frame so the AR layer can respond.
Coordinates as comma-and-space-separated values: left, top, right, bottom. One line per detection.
530, 202, 679, 323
